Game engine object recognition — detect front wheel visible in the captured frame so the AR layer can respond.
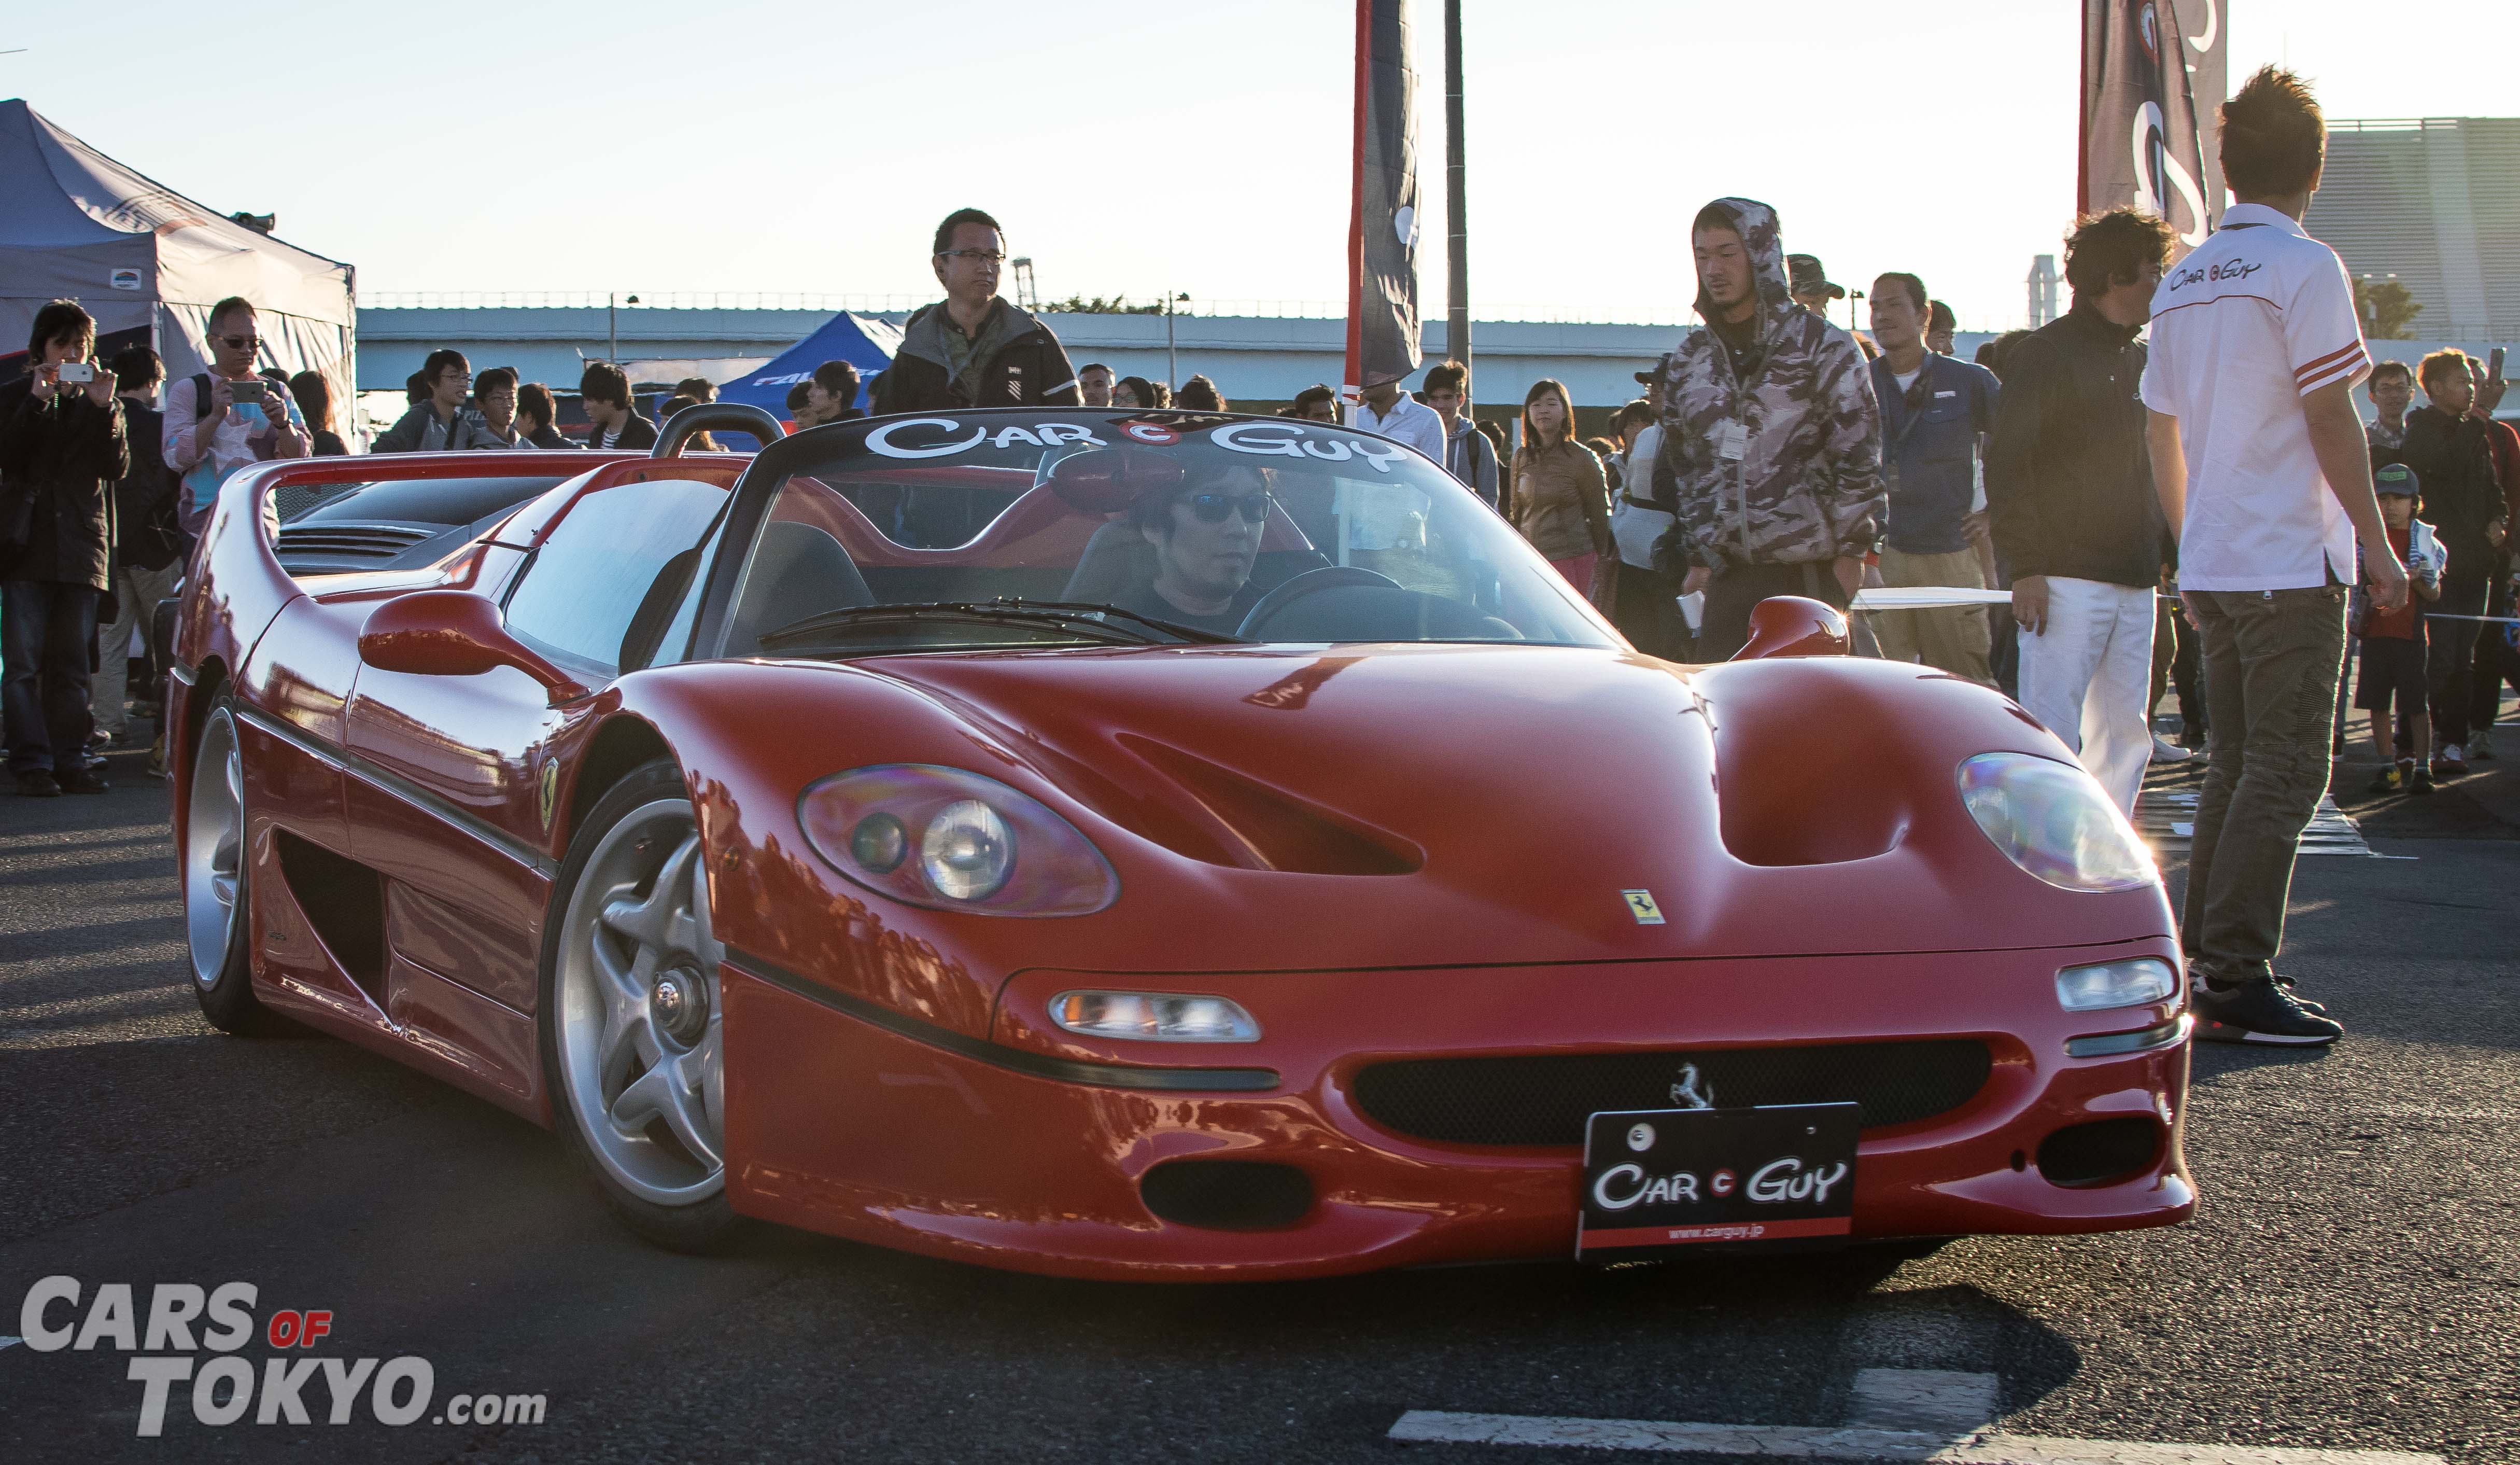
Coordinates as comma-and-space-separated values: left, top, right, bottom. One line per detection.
539, 758, 745, 1251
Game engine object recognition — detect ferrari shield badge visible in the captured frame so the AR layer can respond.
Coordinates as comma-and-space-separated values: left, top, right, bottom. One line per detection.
538, 759, 561, 831
1622, 889, 1665, 926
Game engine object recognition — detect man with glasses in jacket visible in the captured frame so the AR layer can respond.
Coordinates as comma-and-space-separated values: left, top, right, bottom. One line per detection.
874, 209, 1081, 414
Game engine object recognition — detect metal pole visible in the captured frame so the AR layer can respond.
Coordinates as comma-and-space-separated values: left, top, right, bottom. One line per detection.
1166, 289, 1177, 390
608, 291, 617, 364
1444, 0, 1469, 375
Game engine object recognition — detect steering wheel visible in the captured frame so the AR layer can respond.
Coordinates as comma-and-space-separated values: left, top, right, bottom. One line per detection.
1234, 565, 1404, 640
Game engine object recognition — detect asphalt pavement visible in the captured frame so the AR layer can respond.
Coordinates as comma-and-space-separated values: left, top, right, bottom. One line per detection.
3, 723, 2515, 1464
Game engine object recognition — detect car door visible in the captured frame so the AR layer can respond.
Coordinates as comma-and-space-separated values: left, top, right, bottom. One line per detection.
341, 471, 731, 1102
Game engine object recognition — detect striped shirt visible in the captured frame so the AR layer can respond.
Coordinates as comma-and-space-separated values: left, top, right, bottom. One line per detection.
2139, 203, 2372, 591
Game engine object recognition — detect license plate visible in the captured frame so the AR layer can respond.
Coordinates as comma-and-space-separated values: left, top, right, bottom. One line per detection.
1576, 1103, 1860, 1260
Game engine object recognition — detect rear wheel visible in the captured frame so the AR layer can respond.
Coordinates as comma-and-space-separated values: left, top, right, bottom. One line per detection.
184, 697, 282, 1035
539, 759, 744, 1251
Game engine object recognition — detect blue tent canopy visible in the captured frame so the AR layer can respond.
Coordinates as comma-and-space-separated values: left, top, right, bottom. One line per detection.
715, 311, 902, 418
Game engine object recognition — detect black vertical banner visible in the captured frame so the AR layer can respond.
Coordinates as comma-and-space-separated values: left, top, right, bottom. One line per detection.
1347, 0, 1423, 394
2080, 0, 2226, 249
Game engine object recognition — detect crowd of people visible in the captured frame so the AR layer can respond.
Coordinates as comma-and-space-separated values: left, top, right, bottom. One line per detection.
4, 73, 2513, 1052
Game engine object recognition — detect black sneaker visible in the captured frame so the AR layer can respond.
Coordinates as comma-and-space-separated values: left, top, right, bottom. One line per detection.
15, 769, 60, 798
2271, 973, 2329, 1017
2409, 767, 2437, 796
2365, 766, 2401, 795
55, 768, 110, 796
2195, 978, 2343, 1045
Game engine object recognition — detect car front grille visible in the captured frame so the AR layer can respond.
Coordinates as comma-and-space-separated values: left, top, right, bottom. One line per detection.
1350, 1040, 1993, 1148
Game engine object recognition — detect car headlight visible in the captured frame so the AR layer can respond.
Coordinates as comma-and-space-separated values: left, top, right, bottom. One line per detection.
1050, 990, 1261, 1043
2056, 956, 2180, 1011
1957, 752, 2157, 892
798, 765, 1118, 916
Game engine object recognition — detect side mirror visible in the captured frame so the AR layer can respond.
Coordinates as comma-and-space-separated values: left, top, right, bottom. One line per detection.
1732, 595, 1850, 660
358, 590, 590, 704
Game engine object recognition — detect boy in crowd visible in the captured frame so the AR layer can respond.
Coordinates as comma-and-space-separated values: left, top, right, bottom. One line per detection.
2356, 463, 2444, 794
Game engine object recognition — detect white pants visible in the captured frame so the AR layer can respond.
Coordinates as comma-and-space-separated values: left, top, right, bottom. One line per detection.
2016, 576, 2154, 813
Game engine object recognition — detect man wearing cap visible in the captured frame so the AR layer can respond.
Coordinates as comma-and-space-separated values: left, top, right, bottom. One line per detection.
2354, 462, 2443, 795
1610, 359, 1683, 655
1788, 253, 1845, 324
1926, 301, 1958, 357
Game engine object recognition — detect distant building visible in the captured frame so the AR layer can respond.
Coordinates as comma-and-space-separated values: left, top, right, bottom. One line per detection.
2304, 118, 2520, 341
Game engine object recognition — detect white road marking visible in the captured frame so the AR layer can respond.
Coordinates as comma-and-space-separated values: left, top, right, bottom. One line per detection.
1849, 1369, 2001, 1435
1387, 1411, 2444, 1464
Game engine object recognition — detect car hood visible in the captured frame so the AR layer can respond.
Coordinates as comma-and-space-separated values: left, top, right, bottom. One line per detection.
833, 643, 2168, 967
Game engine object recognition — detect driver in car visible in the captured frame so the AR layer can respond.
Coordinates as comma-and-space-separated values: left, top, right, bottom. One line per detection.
1113, 465, 1273, 635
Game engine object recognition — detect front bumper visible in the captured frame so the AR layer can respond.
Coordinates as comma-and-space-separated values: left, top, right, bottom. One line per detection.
721, 944, 2193, 1281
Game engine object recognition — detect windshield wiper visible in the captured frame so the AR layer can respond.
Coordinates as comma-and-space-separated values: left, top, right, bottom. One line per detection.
756, 598, 1241, 651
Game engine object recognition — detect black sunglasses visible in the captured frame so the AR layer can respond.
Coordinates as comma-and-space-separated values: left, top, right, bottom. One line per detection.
1187, 491, 1272, 525
218, 334, 263, 351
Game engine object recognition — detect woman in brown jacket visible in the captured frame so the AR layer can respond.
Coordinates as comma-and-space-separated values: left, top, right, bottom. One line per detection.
1510, 379, 1611, 607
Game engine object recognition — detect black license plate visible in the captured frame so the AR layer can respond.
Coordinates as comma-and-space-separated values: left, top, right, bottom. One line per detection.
1576, 1103, 1860, 1260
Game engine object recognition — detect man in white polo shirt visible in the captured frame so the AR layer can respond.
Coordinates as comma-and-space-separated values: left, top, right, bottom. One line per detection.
2141, 66, 2409, 1047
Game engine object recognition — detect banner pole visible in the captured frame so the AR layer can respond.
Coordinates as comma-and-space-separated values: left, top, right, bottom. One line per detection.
1344, 0, 1369, 410
1444, 0, 1469, 376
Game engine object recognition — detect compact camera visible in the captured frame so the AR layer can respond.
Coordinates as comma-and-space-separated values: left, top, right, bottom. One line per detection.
54, 361, 93, 384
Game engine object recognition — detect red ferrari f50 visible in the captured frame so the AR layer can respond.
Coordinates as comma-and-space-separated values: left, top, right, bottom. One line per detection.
166, 404, 2192, 1278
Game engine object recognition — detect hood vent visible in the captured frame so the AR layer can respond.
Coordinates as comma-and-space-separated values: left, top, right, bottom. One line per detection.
1115, 735, 1421, 876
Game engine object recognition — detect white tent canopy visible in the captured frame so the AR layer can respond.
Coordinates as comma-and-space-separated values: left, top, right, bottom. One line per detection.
0, 99, 354, 414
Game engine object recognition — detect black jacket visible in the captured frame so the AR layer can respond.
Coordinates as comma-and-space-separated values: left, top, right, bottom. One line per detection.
2400, 406, 2505, 582
872, 299, 1080, 415
0, 378, 129, 590
1984, 303, 2164, 589
113, 401, 187, 573
593, 413, 658, 451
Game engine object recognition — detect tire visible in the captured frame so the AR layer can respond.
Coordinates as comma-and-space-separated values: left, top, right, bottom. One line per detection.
538, 758, 747, 1252
184, 694, 284, 1035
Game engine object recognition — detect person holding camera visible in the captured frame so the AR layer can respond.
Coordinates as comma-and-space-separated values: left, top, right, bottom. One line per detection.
2, 300, 130, 796
164, 297, 309, 535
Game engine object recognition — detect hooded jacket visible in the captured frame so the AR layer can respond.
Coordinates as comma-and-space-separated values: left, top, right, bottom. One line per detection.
872, 298, 1081, 415
1651, 198, 1884, 575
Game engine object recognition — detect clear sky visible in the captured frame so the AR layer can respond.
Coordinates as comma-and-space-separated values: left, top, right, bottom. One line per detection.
6, 2, 2516, 333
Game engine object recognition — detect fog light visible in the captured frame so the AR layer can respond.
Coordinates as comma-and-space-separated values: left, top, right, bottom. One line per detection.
1051, 991, 1261, 1043
2056, 956, 2179, 1011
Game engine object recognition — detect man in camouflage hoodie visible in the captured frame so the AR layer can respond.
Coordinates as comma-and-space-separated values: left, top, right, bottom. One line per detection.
1651, 198, 1886, 660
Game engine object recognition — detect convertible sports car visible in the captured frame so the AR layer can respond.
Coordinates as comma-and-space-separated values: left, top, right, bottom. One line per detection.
167, 403, 2193, 1279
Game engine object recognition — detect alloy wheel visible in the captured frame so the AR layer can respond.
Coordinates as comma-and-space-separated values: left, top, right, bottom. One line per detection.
554, 799, 726, 1206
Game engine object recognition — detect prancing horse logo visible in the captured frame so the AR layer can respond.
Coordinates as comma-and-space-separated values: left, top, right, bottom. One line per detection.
1670, 1063, 1714, 1111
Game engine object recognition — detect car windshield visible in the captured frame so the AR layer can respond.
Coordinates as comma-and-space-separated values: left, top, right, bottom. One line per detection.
710, 410, 1617, 659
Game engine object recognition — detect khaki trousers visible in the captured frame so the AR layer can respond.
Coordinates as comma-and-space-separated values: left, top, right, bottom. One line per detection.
1874, 546, 1992, 683
95, 561, 181, 736
2181, 584, 2348, 987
